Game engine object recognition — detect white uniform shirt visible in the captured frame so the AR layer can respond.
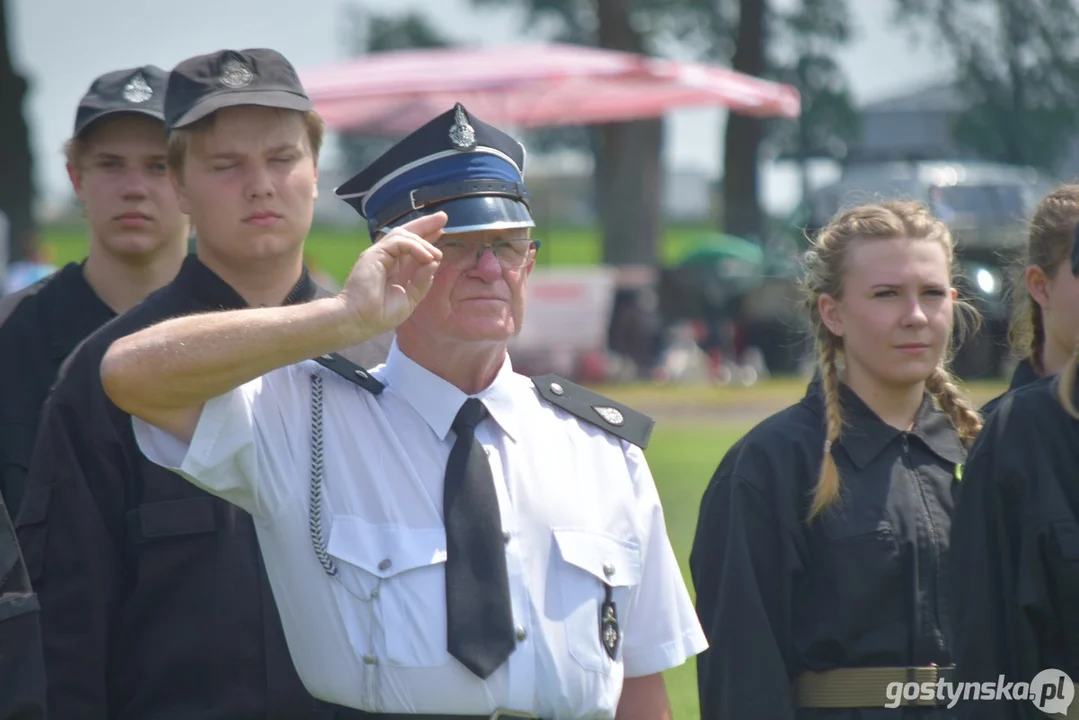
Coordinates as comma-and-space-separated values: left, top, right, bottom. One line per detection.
134, 340, 707, 718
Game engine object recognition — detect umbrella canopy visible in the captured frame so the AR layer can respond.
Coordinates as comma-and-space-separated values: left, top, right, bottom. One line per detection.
299, 43, 801, 136
679, 234, 766, 268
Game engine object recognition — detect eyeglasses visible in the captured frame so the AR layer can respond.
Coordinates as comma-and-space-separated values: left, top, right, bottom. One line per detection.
435, 238, 541, 270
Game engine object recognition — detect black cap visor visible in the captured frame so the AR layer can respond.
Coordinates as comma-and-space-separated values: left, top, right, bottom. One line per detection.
75, 107, 165, 138
171, 89, 313, 129
375, 195, 534, 238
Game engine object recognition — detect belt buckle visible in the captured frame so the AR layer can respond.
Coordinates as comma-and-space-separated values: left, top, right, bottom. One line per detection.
906, 664, 954, 707
490, 711, 539, 720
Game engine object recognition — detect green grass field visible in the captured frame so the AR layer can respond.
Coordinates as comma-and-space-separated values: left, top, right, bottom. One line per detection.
36, 226, 1009, 718
643, 420, 752, 718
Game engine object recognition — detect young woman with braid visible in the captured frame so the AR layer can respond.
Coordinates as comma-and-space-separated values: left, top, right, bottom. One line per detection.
948, 239, 1079, 720
982, 185, 1079, 416
690, 201, 982, 719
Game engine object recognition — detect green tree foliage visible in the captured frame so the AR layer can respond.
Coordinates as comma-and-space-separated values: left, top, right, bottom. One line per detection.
894, 0, 1079, 172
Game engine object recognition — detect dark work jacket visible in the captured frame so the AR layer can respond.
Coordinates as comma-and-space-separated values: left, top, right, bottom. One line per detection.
0, 491, 45, 720
980, 359, 1040, 418
689, 378, 968, 720
15, 256, 392, 720
949, 367, 1079, 720
0, 261, 115, 515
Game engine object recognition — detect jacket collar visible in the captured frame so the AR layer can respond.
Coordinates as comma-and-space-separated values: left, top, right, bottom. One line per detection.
1009, 358, 1041, 392
802, 374, 967, 469
171, 255, 316, 310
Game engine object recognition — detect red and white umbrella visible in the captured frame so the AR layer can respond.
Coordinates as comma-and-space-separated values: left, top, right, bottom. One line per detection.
299, 43, 800, 136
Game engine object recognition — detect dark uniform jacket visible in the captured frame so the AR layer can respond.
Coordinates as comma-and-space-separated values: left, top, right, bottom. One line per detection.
980, 359, 1040, 418
15, 256, 392, 720
0, 492, 45, 720
690, 378, 967, 719
0, 261, 115, 515
949, 367, 1079, 720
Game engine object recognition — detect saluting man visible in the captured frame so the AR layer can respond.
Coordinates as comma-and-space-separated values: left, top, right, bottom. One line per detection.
100, 103, 707, 719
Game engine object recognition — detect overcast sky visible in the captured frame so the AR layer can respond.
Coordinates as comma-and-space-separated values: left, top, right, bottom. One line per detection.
10, 0, 947, 213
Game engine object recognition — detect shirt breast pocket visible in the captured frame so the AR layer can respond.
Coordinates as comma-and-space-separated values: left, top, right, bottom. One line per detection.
552, 528, 643, 674
326, 516, 449, 668
817, 522, 905, 644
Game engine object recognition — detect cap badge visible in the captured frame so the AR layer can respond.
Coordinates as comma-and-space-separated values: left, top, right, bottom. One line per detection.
121, 73, 153, 104
593, 406, 625, 426
219, 58, 254, 89
448, 104, 477, 150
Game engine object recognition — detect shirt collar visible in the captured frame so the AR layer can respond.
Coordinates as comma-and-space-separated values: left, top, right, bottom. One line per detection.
1009, 358, 1041, 391
803, 374, 967, 469
172, 254, 317, 310
381, 338, 521, 443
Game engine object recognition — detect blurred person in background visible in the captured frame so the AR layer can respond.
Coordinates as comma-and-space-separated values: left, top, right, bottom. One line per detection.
982, 184, 1079, 416
0, 65, 187, 516
1, 231, 57, 296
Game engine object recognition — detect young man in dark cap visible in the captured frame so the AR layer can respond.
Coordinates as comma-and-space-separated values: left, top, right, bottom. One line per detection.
16, 48, 390, 718
101, 102, 706, 718
0, 65, 188, 516
0, 70, 186, 718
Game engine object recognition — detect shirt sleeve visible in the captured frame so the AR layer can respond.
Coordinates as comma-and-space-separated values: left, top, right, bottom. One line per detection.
0, 493, 46, 720
15, 374, 128, 718
619, 442, 708, 678
132, 365, 311, 519
689, 462, 802, 720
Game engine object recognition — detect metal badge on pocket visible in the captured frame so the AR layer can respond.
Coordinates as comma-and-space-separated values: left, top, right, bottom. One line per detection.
600, 583, 620, 660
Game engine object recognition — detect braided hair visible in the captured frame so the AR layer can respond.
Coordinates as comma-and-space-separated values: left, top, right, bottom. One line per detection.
802, 201, 983, 521
1008, 185, 1079, 375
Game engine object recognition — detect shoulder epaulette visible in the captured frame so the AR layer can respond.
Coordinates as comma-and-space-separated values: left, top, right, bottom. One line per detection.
312, 352, 385, 395
531, 374, 654, 449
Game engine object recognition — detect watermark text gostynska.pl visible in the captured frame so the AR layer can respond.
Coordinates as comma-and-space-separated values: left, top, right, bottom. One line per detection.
885, 669, 1074, 714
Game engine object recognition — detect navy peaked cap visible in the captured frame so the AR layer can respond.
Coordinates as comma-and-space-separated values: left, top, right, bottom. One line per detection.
335, 103, 534, 240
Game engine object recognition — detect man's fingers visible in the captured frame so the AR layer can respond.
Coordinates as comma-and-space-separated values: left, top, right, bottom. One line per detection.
381, 232, 443, 264
398, 211, 448, 242
407, 261, 439, 302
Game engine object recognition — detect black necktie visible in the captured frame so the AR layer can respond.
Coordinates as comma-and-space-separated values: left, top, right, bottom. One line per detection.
444, 398, 515, 679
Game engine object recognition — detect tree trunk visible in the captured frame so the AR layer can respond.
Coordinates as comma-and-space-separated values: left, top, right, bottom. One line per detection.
595, 0, 662, 267
1003, 0, 1026, 165
594, 118, 662, 265
0, 0, 36, 263
722, 0, 766, 240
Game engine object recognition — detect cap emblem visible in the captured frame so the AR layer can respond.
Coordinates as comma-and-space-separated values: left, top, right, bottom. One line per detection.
219, 58, 254, 89
121, 73, 153, 104
448, 104, 477, 151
